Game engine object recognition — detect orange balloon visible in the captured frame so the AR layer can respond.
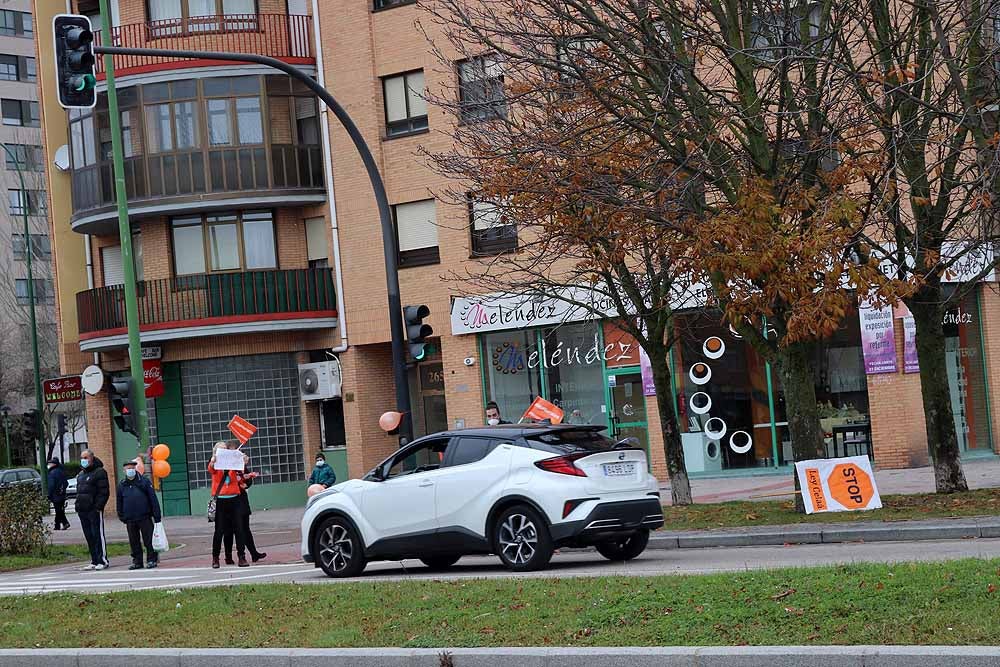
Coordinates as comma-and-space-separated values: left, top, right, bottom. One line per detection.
134, 457, 145, 477
379, 411, 403, 433
307, 483, 326, 497
152, 444, 170, 461
152, 460, 171, 478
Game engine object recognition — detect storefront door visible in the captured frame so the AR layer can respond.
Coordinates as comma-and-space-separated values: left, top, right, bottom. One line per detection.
605, 369, 651, 470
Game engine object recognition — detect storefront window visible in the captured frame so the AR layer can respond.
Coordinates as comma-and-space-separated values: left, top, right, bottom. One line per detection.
542, 322, 605, 425
944, 289, 991, 454
482, 330, 543, 424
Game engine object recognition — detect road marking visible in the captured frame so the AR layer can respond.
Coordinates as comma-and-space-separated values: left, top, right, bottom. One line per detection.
142, 568, 317, 590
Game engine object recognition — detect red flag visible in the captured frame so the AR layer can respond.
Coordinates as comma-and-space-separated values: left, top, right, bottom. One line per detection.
227, 414, 258, 445
521, 396, 564, 424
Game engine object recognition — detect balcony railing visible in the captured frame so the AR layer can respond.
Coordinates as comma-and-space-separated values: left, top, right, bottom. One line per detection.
77, 268, 336, 338
93, 14, 315, 79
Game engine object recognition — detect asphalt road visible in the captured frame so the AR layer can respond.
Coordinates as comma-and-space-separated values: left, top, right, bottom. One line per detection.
4, 537, 999, 595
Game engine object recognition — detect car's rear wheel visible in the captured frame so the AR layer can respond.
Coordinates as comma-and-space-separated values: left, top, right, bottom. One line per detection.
494, 505, 553, 572
419, 555, 461, 571
314, 516, 367, 578
595, 529, 650, 562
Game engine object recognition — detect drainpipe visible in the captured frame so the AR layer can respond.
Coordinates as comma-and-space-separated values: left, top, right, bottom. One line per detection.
84, 234, 99, 365
310, 0, 349, 354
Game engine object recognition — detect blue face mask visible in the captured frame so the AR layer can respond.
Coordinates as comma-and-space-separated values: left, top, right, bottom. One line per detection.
125, 469, 137, 480
80, 458, 90, 469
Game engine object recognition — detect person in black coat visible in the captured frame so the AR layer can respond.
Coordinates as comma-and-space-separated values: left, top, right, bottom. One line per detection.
46, 458, 70, 531
74, 450, 110, 569
116, 460, 162, 570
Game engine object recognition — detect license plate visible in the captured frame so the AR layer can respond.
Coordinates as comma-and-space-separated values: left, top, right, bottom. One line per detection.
602, 462, 637, 477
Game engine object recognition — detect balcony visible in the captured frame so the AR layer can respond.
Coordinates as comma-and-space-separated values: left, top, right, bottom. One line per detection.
93, 14, 315, 80
76, 268, 337, 351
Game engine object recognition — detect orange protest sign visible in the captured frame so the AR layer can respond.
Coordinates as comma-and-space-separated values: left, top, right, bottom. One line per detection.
794, 456, 881, 514
522, 396, 564, 424
804, 468, 828, 512
827, 463, 875, 509
227, 414, 257, 445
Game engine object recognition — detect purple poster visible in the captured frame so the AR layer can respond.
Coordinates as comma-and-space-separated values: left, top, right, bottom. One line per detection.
903, 316, 919, 373
859, 303, 898, 374
639, 346, 656, 396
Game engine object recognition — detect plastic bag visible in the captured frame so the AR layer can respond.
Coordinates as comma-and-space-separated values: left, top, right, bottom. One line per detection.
152, 521, 169, 553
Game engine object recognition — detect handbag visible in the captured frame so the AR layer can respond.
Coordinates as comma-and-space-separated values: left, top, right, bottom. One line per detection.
206, 471, 227, 523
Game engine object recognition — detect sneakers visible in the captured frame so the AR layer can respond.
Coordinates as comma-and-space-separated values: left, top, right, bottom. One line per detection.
128, 562, 143, 571
145, 560, 158, 569
81, 564, 97, 571
95, 563, 108, 571
212, 558, 220, 569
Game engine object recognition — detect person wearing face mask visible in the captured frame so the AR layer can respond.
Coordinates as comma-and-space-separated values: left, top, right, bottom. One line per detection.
116, 459, 162, 570
224, 447, 265, 565
47, 458, 70, 531
308, 452, 336, 489
74, 449, 110, 570
485, 402, 511, 426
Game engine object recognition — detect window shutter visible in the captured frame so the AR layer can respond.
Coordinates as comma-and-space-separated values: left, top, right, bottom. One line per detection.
305, 217, 327, 262
395, 200, 438, 252
101, 245, 124, 287
472, 200, 504, 230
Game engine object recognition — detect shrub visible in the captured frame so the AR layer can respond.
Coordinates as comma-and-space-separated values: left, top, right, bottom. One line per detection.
0, 484, 50, 555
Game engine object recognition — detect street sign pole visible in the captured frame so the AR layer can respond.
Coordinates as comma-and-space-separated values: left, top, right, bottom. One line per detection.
96, 0, 149, 453
93, 43, 415, 445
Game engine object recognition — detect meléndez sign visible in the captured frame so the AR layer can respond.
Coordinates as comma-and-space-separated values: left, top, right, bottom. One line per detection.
794, 456, 882, 514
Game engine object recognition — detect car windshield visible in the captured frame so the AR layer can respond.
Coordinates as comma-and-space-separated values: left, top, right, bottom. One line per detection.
526, 429, 614, 454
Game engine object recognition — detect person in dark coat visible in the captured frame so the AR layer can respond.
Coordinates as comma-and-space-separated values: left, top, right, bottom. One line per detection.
116, 459, 162, 570
74, 449, 110, 570
224, 461, 265, 565
308, 452, 336, 488
46, 458, 70, 531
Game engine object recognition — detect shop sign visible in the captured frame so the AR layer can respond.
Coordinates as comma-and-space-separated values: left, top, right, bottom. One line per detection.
143, 359, 165, 399
452, 288, 619, 336
795, 456, 883, 514
859, 303, 897, 374
876, 242, 995, 284
43, 376, 83, 404
142, 346, 162, 360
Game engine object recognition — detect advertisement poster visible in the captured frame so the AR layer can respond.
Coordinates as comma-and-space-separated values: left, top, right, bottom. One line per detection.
859, 303, 897, 374
903, 316, 919, 374
794, 456, 883, 514
639, 347, 656, 396
143, 359, 165, 399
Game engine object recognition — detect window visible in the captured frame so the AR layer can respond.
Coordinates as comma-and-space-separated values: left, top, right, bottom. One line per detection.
25, 57, 35, 82
0, 55, 36, 83
470, 197, 517, 256
373, 0, 415, 10
383, 70, 428, 137
384, 438, 451, 478
144, 83, 200, 153
147, 0, 257, 35
393, 199, 440, 267
12, 234, 50, 261
171, 210, 277, 276
205, 77, 264, 146
750, 4, 822, 60
447, 437, 502, 467
9, 189, 45, 216
100, 234, 143, 286
305, 217, 329, 268
459, 55, 506, 123
0, 55, 16, 81
0, 10, 32, 38
15, 279, 50, 304
3, 99, 39, 127
5, 144, 44, 171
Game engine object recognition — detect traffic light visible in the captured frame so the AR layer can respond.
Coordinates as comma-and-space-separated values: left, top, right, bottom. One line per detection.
21, 409, 41, 442
53, 14, 97, 110
109, 377, 138, 437
403, 305, 432, 361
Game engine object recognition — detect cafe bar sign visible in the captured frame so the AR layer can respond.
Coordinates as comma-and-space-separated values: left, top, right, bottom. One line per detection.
43, 376, 83, 404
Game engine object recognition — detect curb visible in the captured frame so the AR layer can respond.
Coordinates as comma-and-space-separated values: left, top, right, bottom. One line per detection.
2, 646, 999, 666
648, 516, 1000, 550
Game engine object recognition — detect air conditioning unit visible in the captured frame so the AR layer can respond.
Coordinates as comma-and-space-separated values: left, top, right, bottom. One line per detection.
298, 361, 342, 401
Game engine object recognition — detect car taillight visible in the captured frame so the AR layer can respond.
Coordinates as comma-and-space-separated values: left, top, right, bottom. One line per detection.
535, 453, 588, 477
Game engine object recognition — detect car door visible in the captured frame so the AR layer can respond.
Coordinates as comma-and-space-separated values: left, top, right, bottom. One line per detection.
361, 437, 452, 549
434, 437, 516, 540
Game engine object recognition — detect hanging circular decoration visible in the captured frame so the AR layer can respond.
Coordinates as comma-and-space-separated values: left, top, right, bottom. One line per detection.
706, 440, 720, 460
689, 362, 712, 386
729, 430, 753, 454
703, 336, 726, 359
689, 391, 712, 415
704, 417, 727, 441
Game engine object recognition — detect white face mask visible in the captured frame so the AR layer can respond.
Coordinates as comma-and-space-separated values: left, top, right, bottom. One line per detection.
487, 418, 500, 426
315, 460, 325, 467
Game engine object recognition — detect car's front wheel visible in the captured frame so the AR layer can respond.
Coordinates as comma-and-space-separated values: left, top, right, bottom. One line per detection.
419, 555, 461, 571
314, 516, 367, 578
595, 529, 650, 562
494, 505, 554, 572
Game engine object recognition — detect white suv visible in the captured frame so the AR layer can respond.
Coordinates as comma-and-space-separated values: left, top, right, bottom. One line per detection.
301, 424, 663, 577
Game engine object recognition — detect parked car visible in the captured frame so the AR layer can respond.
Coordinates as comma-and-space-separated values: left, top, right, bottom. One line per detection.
65, 477, 77, 499
301, 424, 663, 578
0, 467, 42, 490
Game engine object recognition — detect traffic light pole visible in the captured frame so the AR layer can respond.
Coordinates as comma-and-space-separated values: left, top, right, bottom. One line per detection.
0, 143, 46, 492
97, 0, 150, 454
93, 44, 414, 445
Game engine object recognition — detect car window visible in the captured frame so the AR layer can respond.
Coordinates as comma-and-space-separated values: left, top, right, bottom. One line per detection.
447, 437, 493, 467
525, 429, 614, 454
0, 472, 10, 484
17, 470, 35, 482
385, 438, 451, 479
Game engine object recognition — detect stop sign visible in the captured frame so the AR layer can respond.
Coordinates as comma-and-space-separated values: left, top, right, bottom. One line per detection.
827, 463, 875, 509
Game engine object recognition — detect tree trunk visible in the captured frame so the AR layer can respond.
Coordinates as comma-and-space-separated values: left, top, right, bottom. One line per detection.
910, 291, 969, 493
773, 340, 825, 513
648, 345, 692, 505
